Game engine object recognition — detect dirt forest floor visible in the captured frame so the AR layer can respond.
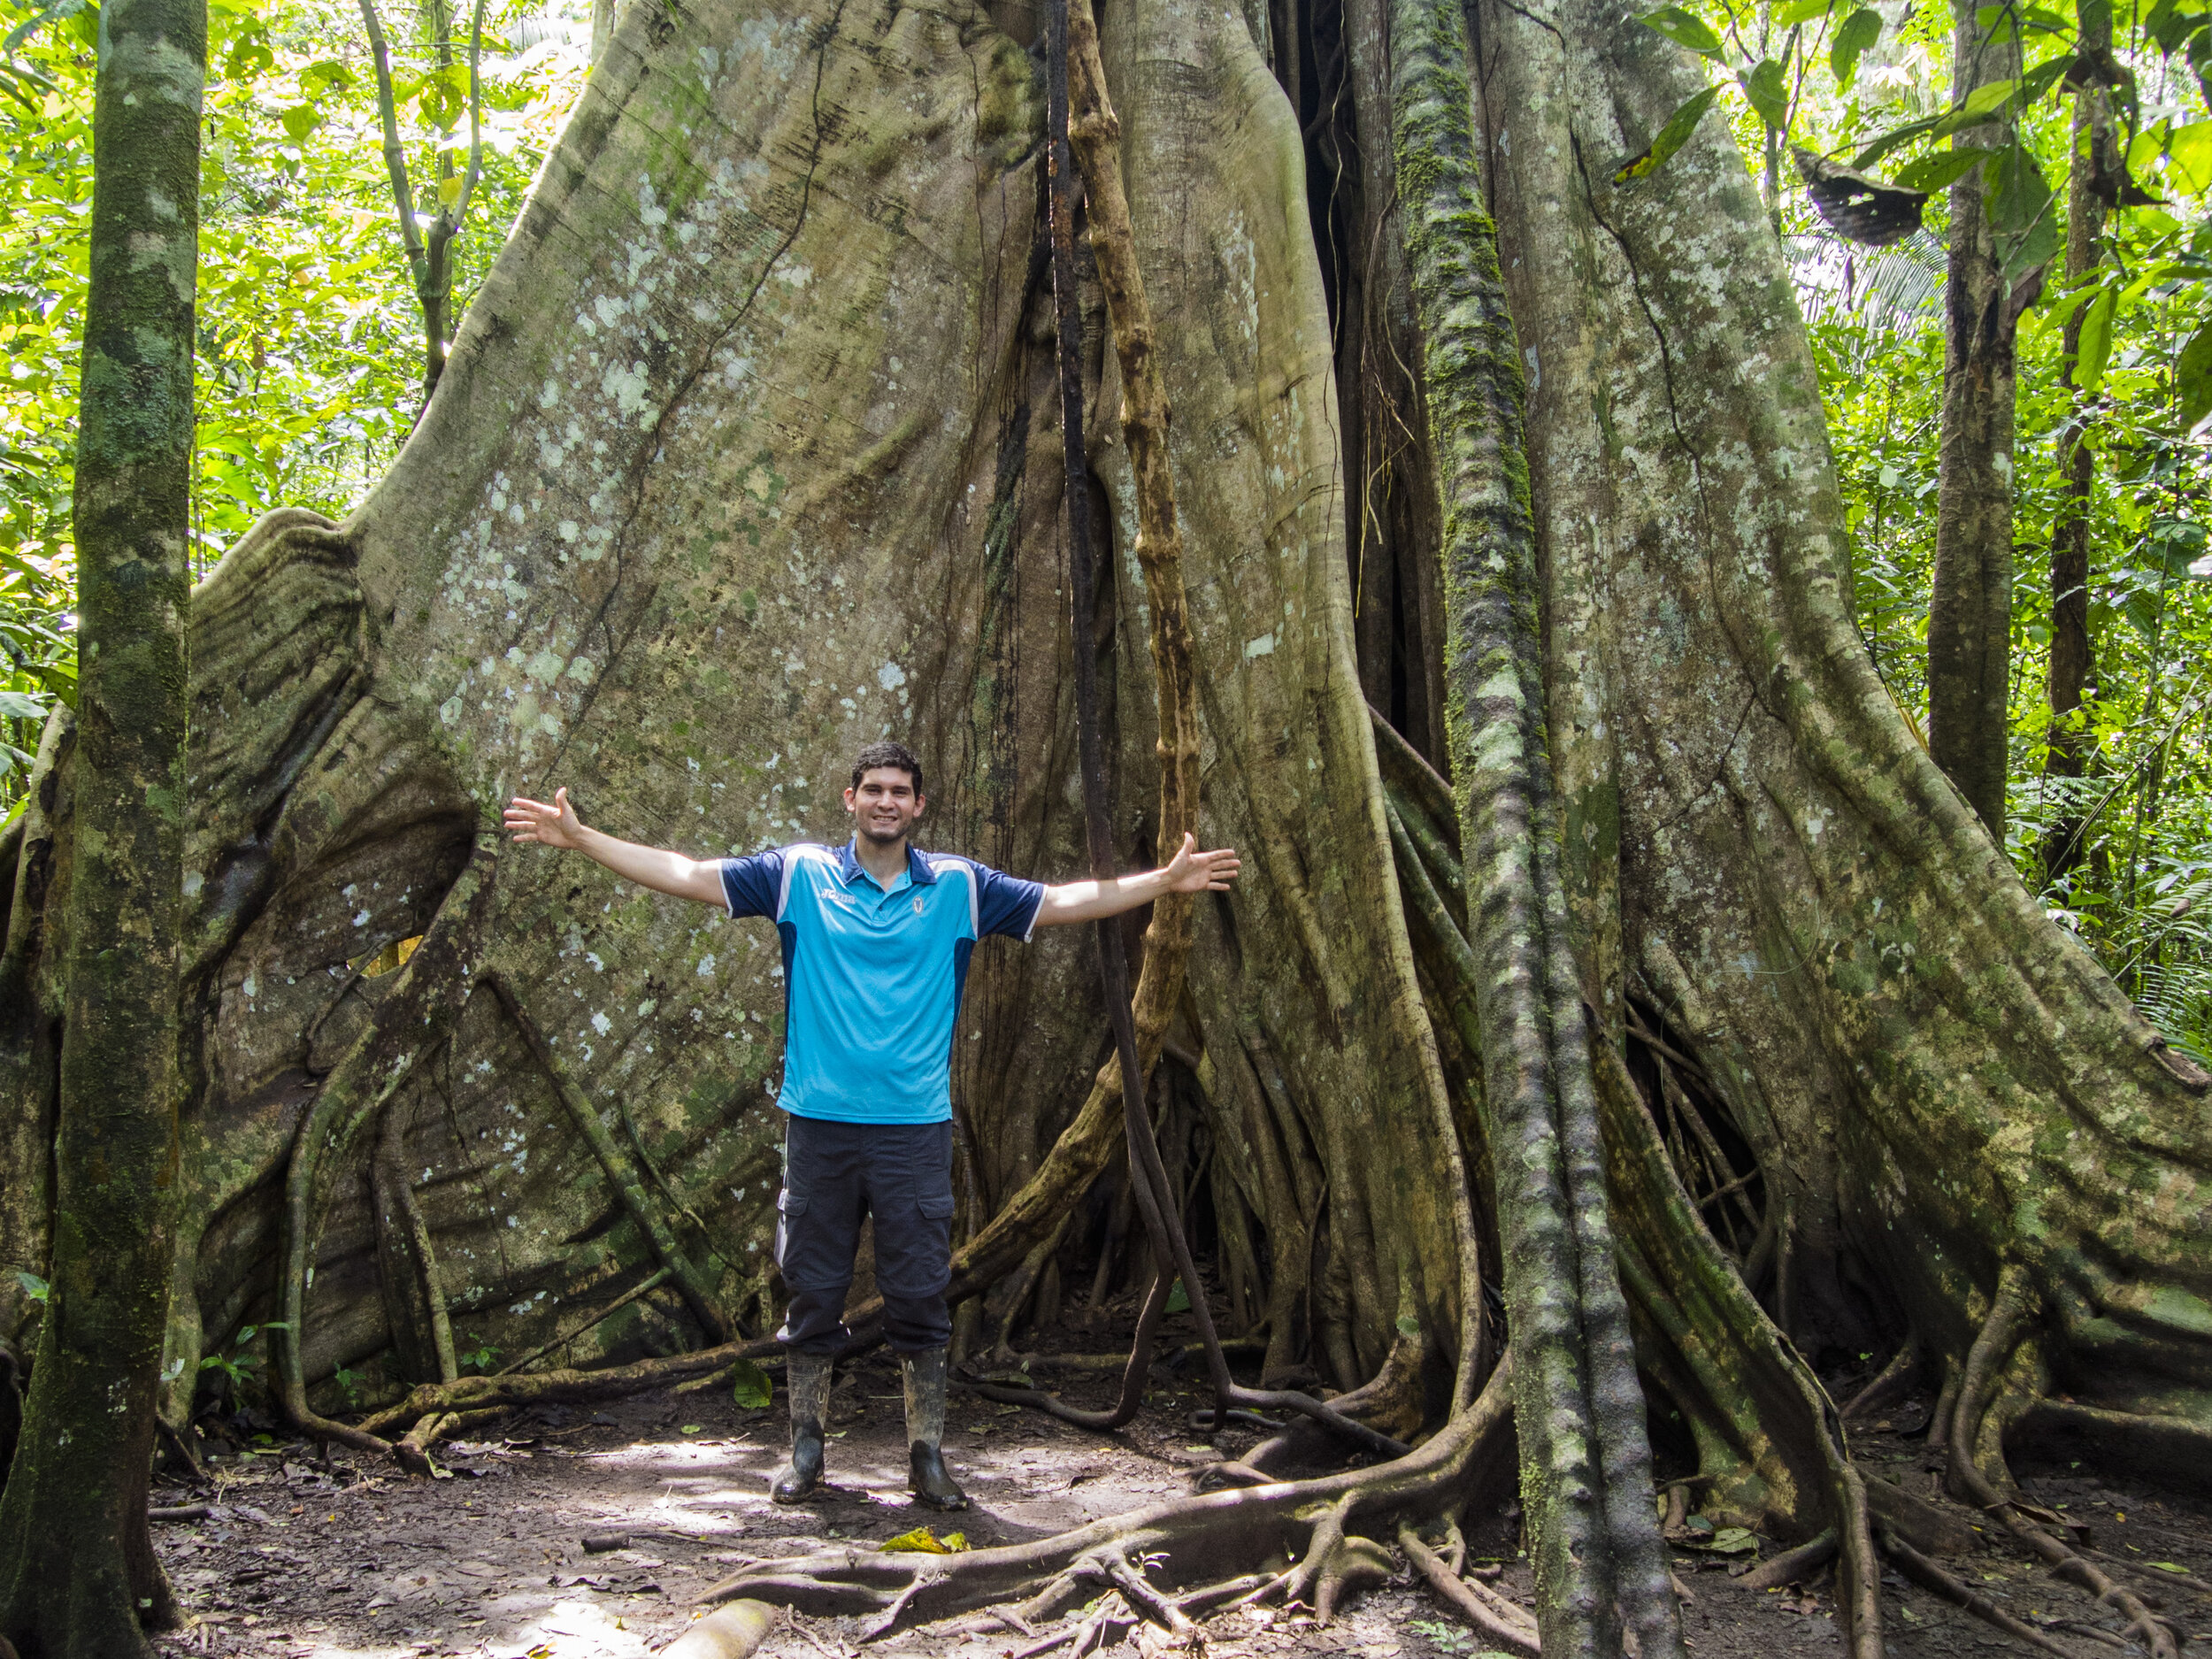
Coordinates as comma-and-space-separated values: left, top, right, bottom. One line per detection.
146, 1329, 2212, 1659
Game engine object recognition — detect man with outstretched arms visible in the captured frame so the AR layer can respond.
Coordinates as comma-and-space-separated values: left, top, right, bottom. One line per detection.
505, 741, 1239, 1509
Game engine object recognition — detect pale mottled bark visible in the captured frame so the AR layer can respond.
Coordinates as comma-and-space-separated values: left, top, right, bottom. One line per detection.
0, 0, 1465, 1441
1472, 0, 2212, 1506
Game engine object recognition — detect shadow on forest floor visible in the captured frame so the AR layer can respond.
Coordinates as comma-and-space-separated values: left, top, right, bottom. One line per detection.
146, 1337, 2212, 1659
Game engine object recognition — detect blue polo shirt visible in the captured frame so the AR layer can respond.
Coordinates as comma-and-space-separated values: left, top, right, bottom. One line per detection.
718, 841, 1045, 1125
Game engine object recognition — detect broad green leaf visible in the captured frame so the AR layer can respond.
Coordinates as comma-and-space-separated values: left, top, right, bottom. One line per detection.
1614, 86, 1722, 184
1774, 0, 1833, 25
278, 103, 322, 142
2032, 283, 2097, 331
1831, 6, 1883, 87
1893, 148, 1990, 191
2020, 54, 2075, 106
730, 1356, 772, 1409
1854, 114, 1942, 169
1639, 4, 1726, 56
1740, 58, 1789, 130
2165, 120, 2212, 192
1963, 76, 2020, 114
1986, 142, 2060, 277
0, 691, 48, 719
14, 1270, 46, 1301
2178, 319, 2212, 431
1932, 79, 2019, 140
1164, 1278, 1192, 1314
2076, 288, 2116, 393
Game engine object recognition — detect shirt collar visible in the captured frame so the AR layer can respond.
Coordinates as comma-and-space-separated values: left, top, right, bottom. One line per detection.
837, 839, 937, 887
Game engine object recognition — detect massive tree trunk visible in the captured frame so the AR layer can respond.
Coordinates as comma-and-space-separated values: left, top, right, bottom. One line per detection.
2, 0, 2209, 1651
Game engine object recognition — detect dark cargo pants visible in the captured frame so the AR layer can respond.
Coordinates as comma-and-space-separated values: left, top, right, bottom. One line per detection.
774, 1115, 956, 1355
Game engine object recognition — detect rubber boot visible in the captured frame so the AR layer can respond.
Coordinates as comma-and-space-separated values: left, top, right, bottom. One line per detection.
902, 1347, 969, 1510
772, 1350, 831, 1503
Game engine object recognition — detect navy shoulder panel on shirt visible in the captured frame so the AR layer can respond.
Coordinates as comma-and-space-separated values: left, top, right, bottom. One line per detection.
719, 846, 789, 918
925, 853, 1046, 941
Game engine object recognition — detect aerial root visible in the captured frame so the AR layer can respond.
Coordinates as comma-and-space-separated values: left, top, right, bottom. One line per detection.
989, 1572, 1267, 1658
1730, 1527, 1839, 1593
1878, 1531, 2081, 1659
1945, 1269, 2179, 1659
1398, 1522, 1540, 1655
1102, 1550, 1204, 1647
1281, 1494, 1395, 1624
1842, 1338, 1919, 1423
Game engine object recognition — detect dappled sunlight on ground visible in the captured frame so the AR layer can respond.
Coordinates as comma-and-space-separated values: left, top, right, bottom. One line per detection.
144, 1361, 2212, 1658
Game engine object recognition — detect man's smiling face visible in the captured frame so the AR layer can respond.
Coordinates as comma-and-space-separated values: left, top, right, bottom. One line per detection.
845, 765, 925, 847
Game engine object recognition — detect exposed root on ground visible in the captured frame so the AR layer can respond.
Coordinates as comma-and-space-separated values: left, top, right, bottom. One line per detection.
695, 1353, 1514, 1636
1944, 1265, 2182, 1659
1398, 1521, 1540, 1654
1878, 1531, 2082, 1659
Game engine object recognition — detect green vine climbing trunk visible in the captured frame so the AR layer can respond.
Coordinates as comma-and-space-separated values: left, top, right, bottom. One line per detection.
1383, 1, 1677, 1652
0, 0, 203, 1644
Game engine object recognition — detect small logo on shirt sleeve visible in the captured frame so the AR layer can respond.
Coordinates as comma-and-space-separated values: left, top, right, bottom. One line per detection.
913, 894, 926, 915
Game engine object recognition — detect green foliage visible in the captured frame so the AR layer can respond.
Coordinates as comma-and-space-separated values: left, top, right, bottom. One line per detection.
198, 1319, 289, 1391
1632, 0, 2212, 1062
0, 0, 588, 808
456, 1331, 501, 1372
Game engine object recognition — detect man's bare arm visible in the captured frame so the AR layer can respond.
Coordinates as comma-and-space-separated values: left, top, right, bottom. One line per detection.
1033, 832, 1240, 926
503, 787, 728, 906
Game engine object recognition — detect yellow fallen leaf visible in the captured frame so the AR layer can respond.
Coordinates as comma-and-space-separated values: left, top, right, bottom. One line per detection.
879, 1526, 971, 1554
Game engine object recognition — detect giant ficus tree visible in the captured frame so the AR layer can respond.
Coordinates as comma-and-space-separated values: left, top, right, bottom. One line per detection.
3, 0, 2210, 1651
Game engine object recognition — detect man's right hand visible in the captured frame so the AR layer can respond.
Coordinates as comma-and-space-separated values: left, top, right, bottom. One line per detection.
504, 786, 585, 849
502, 787, 726, 905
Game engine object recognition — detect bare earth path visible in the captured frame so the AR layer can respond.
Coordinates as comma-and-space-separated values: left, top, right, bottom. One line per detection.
147, 1352, 2212, 1659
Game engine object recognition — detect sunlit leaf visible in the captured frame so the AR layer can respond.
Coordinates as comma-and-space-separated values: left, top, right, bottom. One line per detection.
1831, 5, 1883, 88
0, 691, 50, 719
1853, 114, 1942, 169
1638, 4, 1725, 57
1740, 58, 1789, 130
2177, 320, 2212, 433
2076, 288, 2116, 394
1614, 86, 1722, 185
2164, 121, 2212, 193
1892, 148, 1989, 192
1775, 0, 1833, 25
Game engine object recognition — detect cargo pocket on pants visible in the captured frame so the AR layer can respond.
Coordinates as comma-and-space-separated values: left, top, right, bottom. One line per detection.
772, 1189, 809, 1277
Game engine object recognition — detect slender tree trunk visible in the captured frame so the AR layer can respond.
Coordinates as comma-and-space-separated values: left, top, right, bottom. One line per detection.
0, 0, 200, 1645
2043, 10, 2113, 892
1927, 0, 2024, 841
